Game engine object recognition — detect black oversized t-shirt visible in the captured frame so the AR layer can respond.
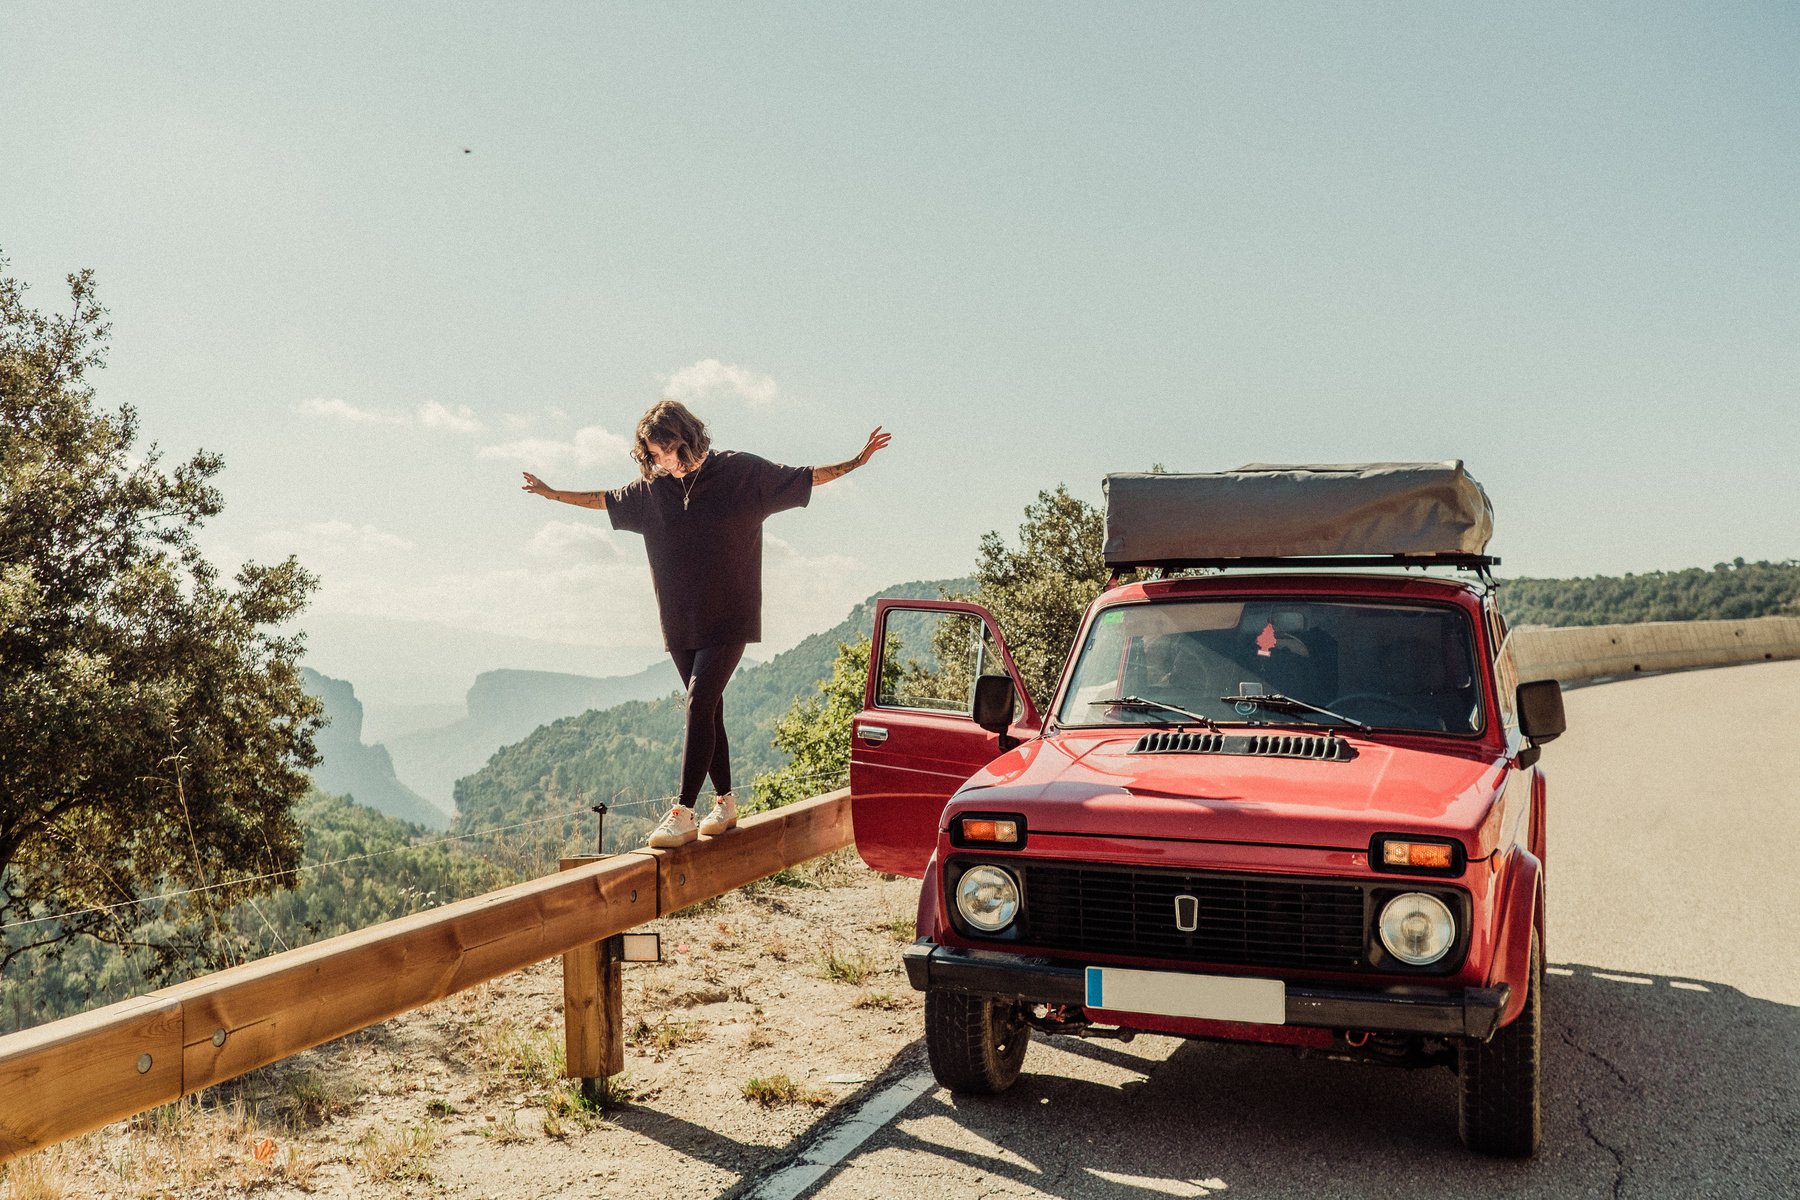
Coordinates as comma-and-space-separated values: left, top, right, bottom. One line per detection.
606, 450, 813, 650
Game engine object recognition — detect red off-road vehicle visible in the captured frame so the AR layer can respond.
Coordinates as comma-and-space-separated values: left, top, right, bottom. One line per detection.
849, 464, 1565, 1156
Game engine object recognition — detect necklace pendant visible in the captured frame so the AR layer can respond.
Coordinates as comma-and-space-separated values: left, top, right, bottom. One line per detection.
683, 495, 690, 511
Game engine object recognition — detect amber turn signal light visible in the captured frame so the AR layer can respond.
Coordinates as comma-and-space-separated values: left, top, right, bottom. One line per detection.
950, 813, 1027, 849
1384, 841, 1452, 869
961, 819, 1019, 843
1370, 834, 1463, 874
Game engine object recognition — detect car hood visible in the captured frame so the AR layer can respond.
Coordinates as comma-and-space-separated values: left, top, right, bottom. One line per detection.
951, 729, 1510, 858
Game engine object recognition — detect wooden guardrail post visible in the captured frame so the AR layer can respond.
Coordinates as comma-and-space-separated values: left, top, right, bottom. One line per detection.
560, 857, 625, 1100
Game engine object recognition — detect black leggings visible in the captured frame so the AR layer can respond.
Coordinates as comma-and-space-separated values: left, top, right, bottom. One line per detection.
670, 643, 746, 808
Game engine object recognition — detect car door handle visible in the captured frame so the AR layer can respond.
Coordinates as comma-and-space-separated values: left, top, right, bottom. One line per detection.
856, 725, 889, 744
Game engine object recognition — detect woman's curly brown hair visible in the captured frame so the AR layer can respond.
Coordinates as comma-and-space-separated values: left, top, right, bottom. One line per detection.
631, 400, 712, 480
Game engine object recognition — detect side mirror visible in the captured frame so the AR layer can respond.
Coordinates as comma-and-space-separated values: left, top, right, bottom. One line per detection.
972, 674, 1017, 735
1517, 679, 1566, 744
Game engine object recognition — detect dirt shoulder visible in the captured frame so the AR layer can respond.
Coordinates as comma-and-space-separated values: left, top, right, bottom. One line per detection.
5, 853, 927, 1200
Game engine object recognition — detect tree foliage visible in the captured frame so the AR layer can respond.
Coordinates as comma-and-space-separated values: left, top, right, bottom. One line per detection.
1500, 559, 1800, 627
742, 488, 1113, 817
747, 636, 874, 812
0, 260, 322, 976
2, 789, 507, 1032
955, 484, 1110, 710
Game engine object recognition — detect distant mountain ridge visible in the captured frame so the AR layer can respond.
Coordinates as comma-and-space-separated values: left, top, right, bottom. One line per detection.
300, 669, 450, 829
453, 578, 971, 852
385, 661, 684, 816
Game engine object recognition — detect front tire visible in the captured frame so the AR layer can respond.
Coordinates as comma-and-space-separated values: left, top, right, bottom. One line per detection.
1458, 933, 1542, 1157
924, 991, 1030, 1095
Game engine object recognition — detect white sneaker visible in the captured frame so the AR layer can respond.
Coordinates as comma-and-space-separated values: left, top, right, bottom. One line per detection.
647, 805, 698, 848
698, 792, 738, 836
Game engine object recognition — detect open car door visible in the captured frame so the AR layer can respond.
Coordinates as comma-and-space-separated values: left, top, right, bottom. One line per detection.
849, 599, 1039, 877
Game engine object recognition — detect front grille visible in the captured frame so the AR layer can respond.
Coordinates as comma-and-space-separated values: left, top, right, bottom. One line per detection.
1131, 730, 1355, 761
1016, 861, 1368, 971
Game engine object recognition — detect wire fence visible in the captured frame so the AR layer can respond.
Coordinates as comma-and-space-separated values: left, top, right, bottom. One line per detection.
0, 767, 852, 940
0, 753, 854, 1033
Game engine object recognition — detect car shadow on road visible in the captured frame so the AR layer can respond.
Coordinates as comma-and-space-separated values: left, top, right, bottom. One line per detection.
813, 965, 1798, 1200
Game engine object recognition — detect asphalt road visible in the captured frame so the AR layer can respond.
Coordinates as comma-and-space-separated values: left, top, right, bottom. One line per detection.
737, 659, 1800, 1200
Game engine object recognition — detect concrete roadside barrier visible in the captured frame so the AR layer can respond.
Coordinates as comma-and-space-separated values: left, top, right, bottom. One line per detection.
1512, 616, 1800, 685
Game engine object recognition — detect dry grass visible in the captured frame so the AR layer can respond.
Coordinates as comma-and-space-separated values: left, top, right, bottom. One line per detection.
818, 942, 880, 986
802, 848, 866, 887
741, 1073, 830, 1108
542, 1081, 613, 1137
632, 1015, 708, 1058
751, 847, 865, 893
80, 1095, 322, 1196
360, 1121, 440, 1182
852, 991, 906, 1011
873, 911, 918, 942
475, 1111, 528, 1145
0, 1145, 77, 1200
276, 1067, 361, 1128
476, 1017, 565, 1090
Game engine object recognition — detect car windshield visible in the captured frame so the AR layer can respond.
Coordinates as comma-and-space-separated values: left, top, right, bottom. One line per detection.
1055, 597, 1484, 734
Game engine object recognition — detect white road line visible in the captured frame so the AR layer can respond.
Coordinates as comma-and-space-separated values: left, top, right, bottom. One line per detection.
741, 1070, 936, 1200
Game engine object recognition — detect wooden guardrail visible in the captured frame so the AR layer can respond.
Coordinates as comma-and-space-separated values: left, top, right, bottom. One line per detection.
1512, 616, 1800, 685
0, 789, 851, 1164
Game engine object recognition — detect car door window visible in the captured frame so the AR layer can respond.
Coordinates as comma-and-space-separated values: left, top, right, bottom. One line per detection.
876, 608, 1013, 716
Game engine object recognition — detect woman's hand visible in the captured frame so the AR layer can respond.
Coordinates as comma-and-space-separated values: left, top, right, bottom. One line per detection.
521, 473, 605, 508
814, 426, 893, 486
857, 426, 892, 465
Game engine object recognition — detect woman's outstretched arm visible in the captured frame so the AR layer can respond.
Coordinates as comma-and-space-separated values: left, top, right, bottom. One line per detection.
521, 472, 608, 509
813, 426, 892, 486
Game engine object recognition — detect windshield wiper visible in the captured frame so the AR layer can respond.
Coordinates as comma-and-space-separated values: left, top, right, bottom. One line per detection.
1087, 696, 1218, 730
1218, 692, 1367, 730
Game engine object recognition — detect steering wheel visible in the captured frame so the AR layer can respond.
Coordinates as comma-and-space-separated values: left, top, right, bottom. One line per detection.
1326, 692, 1431, 725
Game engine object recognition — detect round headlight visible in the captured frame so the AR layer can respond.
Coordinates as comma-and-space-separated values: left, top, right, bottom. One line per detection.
955, 865, 1020, 933
1378, 892, 1456, 966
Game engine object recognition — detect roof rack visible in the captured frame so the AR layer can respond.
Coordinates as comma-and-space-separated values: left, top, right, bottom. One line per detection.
1136, 554, 1500, 572
1107, 554, 1501, 589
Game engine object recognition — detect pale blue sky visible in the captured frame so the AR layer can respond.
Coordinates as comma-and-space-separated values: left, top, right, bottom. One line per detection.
5, 3, 1796, 715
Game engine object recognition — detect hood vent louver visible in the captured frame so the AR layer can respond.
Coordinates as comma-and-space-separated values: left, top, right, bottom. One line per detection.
1130, 730, 1355, 762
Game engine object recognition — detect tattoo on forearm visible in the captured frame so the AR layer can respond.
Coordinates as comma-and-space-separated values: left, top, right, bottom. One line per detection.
812, 458, 862, 485
554, 490, 606, 509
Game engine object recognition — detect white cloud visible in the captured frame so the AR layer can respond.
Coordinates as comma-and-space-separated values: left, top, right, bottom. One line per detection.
478, 424, 632, 471
417, 401, 484, 433
291, 526, 868, 662
298, 397, 489, 434
297, 397, 405, 425
662, 359, 781, 408
253, 521, 415, 564
758, 536, 870, 652
526, 520, 623, 562
308, 550, 660, 649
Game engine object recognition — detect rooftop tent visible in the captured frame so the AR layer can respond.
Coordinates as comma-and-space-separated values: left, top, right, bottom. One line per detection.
1102, 461, 1494, 568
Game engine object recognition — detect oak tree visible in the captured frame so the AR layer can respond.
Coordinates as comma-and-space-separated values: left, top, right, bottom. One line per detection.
0, 260, 322, 978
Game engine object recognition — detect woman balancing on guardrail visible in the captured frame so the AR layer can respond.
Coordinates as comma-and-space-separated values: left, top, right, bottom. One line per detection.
521, 400, 891, 848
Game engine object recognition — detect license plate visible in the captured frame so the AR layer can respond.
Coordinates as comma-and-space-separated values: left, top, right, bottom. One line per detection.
1085, 966, 1286, 1024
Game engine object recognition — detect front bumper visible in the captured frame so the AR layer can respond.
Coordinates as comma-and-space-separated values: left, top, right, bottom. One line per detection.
903, 940, 1508, 1041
